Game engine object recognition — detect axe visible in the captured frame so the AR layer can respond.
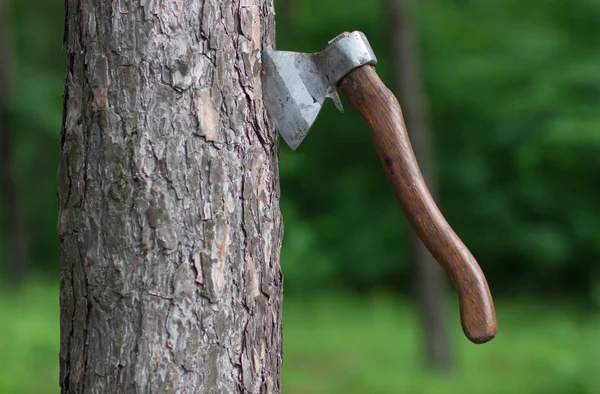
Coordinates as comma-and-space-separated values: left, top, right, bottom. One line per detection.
262, 31, 497, 344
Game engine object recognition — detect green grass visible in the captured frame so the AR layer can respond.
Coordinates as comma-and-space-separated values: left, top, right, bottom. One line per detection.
1, 282, 599, 394
0, 280, 60, 394
282, 295, 600, 394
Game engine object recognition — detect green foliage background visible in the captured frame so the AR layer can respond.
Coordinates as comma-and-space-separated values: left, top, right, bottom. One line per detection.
277, 0, 600, 296
2, 0, 600, 297
1, 0, 600, 392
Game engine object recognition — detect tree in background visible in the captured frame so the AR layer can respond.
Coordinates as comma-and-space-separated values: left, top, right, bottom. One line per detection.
59, 0, 282, 392
0, 0, 29, 282
387, 0, 453, 370
278, 0, 297, 25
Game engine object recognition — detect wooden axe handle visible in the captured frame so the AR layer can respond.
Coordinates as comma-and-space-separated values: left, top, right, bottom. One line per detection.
340, 65, 497, 344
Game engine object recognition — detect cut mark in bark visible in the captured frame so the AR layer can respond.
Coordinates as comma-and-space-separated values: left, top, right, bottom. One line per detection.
194, 89, 219, 141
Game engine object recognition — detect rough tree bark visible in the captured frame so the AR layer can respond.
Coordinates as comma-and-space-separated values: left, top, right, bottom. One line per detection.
0, 0, 29, 281
58, 1, 282, 393
386, 0, 454, 370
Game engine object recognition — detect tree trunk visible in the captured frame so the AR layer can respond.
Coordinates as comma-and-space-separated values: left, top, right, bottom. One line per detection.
58, 1, 282, 393
277, 0, 296, 25
386, 0, 454, 371
0, 0, 29, 282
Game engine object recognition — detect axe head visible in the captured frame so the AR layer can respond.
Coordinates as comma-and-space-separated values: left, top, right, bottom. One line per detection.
262, 31, 377, 150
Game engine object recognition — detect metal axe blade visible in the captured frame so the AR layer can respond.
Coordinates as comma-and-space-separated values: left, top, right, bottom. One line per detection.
262, 31, 377, 150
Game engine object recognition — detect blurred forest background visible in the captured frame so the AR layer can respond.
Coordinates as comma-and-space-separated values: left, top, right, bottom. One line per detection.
1, 0, 600, 393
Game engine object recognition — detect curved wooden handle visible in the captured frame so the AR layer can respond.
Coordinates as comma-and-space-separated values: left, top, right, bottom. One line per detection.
340, 65, 497, 344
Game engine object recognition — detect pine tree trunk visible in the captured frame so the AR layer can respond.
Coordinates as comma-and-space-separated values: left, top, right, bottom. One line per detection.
0, 0, 29, 282
386, 0, 454, 371
58, 1, 282, 392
